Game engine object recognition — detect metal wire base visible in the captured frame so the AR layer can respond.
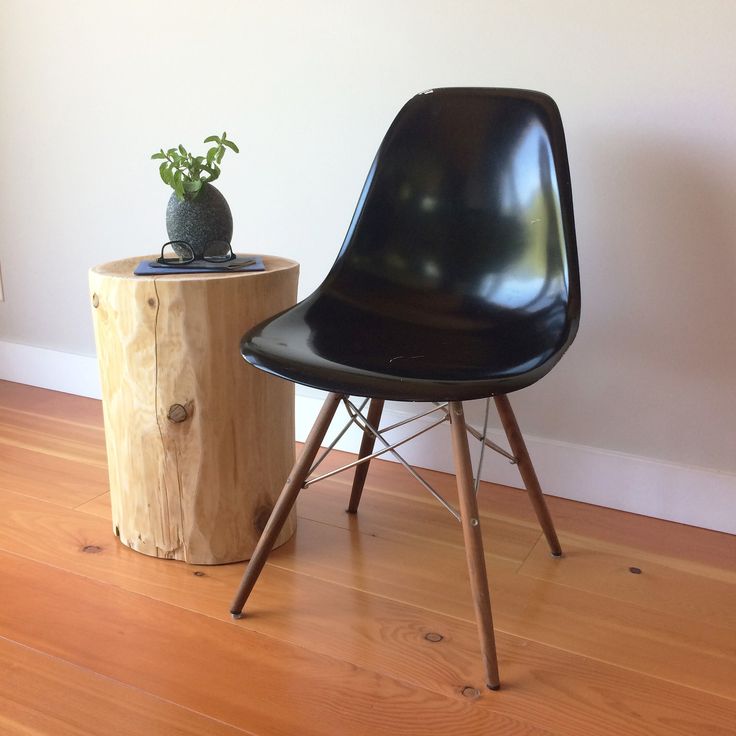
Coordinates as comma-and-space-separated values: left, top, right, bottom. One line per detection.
302, 396, 519, 522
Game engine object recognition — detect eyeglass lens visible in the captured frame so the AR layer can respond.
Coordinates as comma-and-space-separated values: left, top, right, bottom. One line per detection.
159, 241, 194, 264
203, 240, 234, 262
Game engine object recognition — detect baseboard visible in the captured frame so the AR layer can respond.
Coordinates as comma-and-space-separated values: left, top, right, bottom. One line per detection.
0, 340, 102, 399
2, 340, 735, 535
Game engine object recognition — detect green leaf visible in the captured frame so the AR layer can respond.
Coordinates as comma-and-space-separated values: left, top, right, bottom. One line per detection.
150, 126, 238, 192
173, 172, 185, 199
184, 179, 203, 194
159, 161, 171, 185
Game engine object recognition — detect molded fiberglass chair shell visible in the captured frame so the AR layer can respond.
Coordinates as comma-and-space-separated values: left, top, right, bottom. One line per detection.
230, 88, 581, 690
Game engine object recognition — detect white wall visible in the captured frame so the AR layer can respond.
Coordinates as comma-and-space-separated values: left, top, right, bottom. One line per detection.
1, 2, 734, 488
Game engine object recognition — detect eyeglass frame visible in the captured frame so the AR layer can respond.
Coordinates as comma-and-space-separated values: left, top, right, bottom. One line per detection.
155, 240, 236, 266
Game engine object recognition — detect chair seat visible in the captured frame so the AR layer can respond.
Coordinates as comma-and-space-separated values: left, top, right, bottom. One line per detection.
241, 289, 571, 402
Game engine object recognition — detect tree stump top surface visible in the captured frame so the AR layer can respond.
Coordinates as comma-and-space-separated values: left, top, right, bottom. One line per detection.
91, 255, 298, 281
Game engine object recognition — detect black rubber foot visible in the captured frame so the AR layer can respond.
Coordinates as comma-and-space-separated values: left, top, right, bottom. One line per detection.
231, 612, 244, 619
487, 683, 501, 691
551, 551, 563, 558
345, 508, 358, 515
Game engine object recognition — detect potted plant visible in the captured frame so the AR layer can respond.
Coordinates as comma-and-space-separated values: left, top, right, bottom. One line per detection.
152, 132, 239, 258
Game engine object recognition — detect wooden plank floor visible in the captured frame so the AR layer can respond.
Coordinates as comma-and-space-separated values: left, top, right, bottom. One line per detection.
0, 380, 735, 735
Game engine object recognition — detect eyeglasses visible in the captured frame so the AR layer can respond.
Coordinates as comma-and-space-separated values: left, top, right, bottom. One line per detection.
155, 240, 236, 266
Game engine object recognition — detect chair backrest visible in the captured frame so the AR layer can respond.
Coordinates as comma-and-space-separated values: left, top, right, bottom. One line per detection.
323, 88, 580, 350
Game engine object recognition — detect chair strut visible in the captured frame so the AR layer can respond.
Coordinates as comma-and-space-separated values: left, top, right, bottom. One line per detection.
347, 398, 385, 513
229, 392, 343, 618
449, 401, 501, 690
494, 394, 562, 557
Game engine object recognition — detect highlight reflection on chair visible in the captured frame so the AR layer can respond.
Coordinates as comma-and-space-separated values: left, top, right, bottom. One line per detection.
230, 88, 580, 690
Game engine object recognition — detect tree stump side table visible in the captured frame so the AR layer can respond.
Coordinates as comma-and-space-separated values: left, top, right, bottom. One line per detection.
89, 255, 299, 564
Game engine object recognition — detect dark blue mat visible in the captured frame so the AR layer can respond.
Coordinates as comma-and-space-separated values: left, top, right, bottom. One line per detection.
134, 255, 265, 275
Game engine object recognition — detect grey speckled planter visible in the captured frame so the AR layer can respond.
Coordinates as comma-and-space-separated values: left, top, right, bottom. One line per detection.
165, 183, 233, 258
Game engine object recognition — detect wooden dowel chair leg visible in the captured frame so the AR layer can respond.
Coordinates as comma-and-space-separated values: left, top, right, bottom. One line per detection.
494, 394, 562, 557
449, 401, 501, 691
346, 398, 385, 514
230, 392, 343, 617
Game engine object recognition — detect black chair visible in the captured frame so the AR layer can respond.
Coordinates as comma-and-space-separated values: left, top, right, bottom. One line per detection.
230, 88, 580, 690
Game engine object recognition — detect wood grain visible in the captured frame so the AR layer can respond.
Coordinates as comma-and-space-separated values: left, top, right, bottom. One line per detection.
0, 412, 107, 468
327, 448, 736, 577
0, 489, 735, 735
270, 517, 736, 699
0, 638, 255, 736
89, 256, 298, 564
298, 476, 542, 564
0, 380, 103, 426
2, 381, 736, 735
0, 443, 108, 508
0, 551, 549, 736
519, 535, 736, 626
0, 404, 108, 508
74, 491, 113, 517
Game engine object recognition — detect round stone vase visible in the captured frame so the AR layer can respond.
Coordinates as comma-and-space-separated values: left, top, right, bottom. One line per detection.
166, 183, 233, 258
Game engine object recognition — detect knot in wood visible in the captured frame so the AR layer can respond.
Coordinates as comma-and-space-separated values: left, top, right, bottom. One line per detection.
91, 293, 99, 308
167, 404, 189, 423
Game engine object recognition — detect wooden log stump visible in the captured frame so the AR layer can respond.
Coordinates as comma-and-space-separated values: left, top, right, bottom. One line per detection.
89, 255, 299, 564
